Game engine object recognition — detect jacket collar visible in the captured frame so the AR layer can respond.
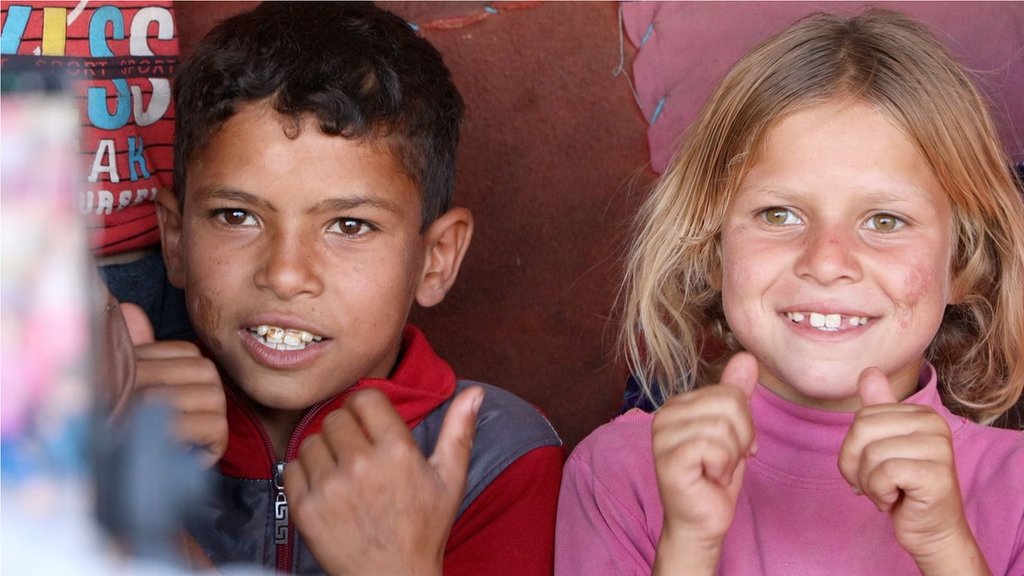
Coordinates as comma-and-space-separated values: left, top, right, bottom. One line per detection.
219, 324, 455, 478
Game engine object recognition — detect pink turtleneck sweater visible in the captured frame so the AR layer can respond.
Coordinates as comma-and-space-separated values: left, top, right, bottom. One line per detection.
555, 366, 1024, 575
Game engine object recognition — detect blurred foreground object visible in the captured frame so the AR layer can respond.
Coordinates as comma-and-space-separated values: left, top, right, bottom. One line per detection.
0, 70, 231, 574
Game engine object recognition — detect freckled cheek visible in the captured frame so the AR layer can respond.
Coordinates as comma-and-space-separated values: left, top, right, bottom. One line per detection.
187, 292, 224, 353
892, 264, 945, 330
720, 260, 762, 326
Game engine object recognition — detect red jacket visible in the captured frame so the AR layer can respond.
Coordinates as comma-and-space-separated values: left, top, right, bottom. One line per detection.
187, 325, 565, 575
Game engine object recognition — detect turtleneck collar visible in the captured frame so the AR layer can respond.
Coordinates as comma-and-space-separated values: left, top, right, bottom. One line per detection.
746, 363, 945, 484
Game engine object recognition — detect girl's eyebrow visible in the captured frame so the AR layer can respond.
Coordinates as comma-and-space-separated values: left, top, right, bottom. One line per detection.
857, 187, 938, 205
739, 184, 937, 204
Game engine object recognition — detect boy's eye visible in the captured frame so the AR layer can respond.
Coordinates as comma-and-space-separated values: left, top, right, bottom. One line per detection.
215, 209, 258, 227
761, 207, 801, 226
865, 213, 905, 232
328, 218, 373, 236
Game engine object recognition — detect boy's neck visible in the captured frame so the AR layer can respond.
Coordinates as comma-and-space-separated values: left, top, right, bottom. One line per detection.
254, 405, 306, 460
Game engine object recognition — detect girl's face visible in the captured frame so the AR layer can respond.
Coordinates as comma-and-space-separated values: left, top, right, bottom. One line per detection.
720, 100, 954, 410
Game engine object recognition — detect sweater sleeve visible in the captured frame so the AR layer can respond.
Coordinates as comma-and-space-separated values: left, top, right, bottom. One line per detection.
554, 415, 659, 576
442, 445, 565, 576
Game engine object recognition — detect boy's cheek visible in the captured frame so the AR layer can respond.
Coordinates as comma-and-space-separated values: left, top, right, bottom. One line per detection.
188, 292, 226, 354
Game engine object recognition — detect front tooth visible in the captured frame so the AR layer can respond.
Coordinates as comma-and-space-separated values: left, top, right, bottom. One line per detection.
809, 312, 826, 328
825, 314, 841, 329
849, 317, 860, 326
300, 331, 314, 343
256, 325, 269, 336
283, 330, 302, 346
266, 327, 285, 343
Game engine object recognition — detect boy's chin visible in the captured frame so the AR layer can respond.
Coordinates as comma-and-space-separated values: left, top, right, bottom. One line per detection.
231, 373, 348, 413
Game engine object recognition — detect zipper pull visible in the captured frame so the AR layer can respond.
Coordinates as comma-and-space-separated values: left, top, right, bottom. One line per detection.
273, 461, 288, 545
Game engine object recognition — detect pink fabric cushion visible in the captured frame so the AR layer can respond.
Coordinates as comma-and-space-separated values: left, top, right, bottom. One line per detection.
624, 2, 1024, 173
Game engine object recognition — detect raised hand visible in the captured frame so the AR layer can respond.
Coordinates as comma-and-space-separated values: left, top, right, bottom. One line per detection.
652, 352, 759, 575
839, 368, 990, 575
121, 302, 228, 467
284, 385, 484, 576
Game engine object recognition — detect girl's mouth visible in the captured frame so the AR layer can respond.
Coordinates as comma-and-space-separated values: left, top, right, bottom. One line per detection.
785, 311, 871, 331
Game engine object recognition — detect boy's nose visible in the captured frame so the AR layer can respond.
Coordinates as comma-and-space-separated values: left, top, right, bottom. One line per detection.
253, 233, 324, 299
793, 227, 863, 285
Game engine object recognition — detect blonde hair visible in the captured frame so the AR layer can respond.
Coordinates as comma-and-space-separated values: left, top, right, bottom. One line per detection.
622, 9, 1024, 423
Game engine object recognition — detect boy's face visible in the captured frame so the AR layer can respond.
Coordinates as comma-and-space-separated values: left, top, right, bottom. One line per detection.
162, 101, 435, 418
719, 100, 954, 410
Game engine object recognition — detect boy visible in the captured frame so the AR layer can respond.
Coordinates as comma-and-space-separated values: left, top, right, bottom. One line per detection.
118, 2, 564, 574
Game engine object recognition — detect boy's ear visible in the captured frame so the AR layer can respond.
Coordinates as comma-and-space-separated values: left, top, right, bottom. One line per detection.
415, 207, 473, 308
155, 188, 186, 289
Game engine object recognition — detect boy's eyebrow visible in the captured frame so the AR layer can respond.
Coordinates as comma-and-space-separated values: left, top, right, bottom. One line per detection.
312, 196, 404, 216
193, 187, 274, 211
192, 188, 405, 215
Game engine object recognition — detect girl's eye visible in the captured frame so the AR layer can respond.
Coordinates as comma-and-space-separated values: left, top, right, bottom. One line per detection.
761, 207, 801, 226
865, 213, 905, 232
215, 209, 257, 227
329, 218, 373, 236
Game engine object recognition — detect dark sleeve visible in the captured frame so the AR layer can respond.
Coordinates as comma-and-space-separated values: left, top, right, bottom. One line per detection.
443, 445, 566, 576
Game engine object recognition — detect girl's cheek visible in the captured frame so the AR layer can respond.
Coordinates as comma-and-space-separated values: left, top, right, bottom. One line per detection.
893, 263, 944, 330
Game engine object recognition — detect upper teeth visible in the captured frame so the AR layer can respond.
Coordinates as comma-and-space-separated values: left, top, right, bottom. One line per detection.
250, 325, 322, 350
786, 312, 869, 330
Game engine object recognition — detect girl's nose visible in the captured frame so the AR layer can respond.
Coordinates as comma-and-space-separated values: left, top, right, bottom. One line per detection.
793, 227, 863, 285
253, 232, 324, 299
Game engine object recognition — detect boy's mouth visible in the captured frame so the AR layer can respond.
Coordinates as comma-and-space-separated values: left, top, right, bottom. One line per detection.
785, 311, 871, 331
248, 324, 324, 351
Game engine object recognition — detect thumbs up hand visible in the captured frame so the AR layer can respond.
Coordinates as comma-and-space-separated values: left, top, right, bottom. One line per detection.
838, 367, 988, 574
120, 302, 228, 467
652, 352, 759, 575
285, 386, 483, 576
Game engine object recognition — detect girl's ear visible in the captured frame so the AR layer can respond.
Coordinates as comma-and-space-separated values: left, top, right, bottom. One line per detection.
155, 188, 186, 289
948, 272, 969, 305
416, 207, 474, 308
946, 243, 976, 306
707, 244, 724, 290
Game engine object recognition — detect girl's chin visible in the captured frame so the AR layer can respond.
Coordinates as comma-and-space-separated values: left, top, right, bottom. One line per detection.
761, 377, 860, 411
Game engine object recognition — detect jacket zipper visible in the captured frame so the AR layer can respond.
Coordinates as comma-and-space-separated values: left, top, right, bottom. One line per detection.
266, 398, 333, 574
272, 460, 291, 573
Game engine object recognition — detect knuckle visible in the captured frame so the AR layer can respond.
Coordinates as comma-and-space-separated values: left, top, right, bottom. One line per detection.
322, 409, 347, 435
297, 434, 324, 459
348, 388, 384, 411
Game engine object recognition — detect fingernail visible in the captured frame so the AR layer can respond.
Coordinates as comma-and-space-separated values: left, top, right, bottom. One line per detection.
471, 390, 484, 414
850, 485, 862, 495
749, 438, 758, 457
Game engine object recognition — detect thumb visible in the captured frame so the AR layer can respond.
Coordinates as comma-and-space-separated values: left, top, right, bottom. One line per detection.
857, 367, 897, 407
429, 386, 484, 499
120, 302, 155, 345
720, 352, 759, 400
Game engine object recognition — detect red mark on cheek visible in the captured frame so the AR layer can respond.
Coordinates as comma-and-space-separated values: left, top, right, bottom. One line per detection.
895, 266, 936, 329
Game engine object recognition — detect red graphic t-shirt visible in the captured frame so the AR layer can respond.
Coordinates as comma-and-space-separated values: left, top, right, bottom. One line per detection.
1, 1, 178, 255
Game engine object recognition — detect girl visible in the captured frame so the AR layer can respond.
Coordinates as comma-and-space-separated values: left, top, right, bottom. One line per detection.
556, 10, 1024, 576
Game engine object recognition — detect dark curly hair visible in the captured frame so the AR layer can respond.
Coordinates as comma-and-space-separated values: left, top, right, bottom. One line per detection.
172, 1, 463, 229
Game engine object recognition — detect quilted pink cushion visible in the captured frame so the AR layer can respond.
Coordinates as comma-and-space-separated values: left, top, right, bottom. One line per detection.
624, 2, 1024, 173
